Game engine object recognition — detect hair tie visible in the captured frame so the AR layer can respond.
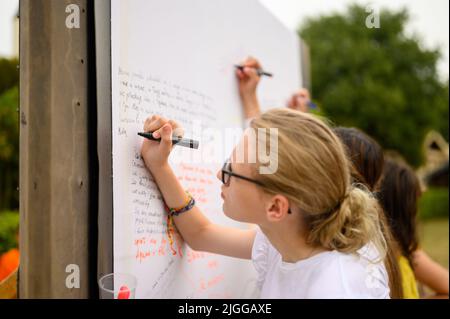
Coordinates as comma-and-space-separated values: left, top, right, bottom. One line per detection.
324, 193, 349, 216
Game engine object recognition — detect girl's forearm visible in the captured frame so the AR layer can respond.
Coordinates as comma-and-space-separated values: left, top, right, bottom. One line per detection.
149, 163, 212, 250
150, 163, 191, 207
240, 94, 261, 119
413, 249, 449, 295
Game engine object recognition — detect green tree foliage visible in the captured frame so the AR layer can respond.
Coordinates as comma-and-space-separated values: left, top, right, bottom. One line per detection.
299, 5, 449, 166
0, 211, 19, 255
0, 58, 19, 96
0, 58, 19, 210
418, 187, 449, 220
0, 86, 19, 210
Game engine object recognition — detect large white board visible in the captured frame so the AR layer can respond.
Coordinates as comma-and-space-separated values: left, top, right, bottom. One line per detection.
111, 0, 302, 298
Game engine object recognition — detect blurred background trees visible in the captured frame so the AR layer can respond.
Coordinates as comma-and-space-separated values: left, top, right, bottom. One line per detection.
0, 57, 19, 211
0, 57, 19, 257
299, 4, 449, 168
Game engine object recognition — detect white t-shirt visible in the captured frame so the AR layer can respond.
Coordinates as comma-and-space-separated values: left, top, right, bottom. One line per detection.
251, 228, 390, 299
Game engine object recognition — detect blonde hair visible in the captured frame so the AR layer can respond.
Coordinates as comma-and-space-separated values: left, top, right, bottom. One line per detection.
250, 108, 387, 259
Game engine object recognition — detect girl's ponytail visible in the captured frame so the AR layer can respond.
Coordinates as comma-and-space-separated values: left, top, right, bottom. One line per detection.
306, 185, 386, 259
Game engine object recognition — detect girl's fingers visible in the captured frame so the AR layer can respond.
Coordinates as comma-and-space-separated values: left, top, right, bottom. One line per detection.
243, 67, 258, 78
144, 115, 158, 129
159, 124, 173, 151
145, 117, 169, 135
244, 56, 262, 69
236, 68, 244, 79
168, 120, 184, 138
240, 57, 249, 66
143, 116, 183, 140
287, 96, 294, 108
237, 57, 263, 80
288, 94, 302, 109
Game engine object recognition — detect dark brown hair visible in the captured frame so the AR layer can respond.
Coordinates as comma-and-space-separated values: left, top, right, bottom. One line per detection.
333, 127, 384, 192
334, 127, 403, 299
379, 158, 420, 265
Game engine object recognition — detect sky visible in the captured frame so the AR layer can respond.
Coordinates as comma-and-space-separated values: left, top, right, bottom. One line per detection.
0, 0, 18, 57
1, 0, 448, 79
259, 0, 449, 80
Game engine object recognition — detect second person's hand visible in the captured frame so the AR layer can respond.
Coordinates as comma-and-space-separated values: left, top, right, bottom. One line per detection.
236, 56, 263, 119
287, 88, 312, 113
236, 56, 262, 100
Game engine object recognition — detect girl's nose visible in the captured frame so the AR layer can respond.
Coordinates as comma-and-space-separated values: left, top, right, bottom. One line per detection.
216, 169, 222, 182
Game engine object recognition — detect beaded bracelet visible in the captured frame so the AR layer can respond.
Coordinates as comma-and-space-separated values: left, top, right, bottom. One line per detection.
165, 192, 195, 254
164, 191, 196, 217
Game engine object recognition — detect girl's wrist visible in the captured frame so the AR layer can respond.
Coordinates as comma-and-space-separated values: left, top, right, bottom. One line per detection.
146, 160, 171, 175
240, 91, 257, 102
244, 106, 261, 119
241, 95, 261, 118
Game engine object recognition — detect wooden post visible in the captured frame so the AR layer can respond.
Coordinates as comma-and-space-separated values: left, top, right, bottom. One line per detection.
19, 0, 97, 298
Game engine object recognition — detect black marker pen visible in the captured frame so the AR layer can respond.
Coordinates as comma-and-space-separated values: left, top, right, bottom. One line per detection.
234, 64, 273, 77
138, 132, 199, 149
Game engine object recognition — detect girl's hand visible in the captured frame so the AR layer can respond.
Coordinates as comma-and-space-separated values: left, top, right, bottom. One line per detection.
140, 115, 184, 171
236, 56, 262, 100
287, 88, 311, 112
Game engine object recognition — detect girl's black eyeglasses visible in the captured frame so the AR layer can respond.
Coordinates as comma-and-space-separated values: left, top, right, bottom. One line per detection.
220, 160, 292, 214
221, 161, 264, 187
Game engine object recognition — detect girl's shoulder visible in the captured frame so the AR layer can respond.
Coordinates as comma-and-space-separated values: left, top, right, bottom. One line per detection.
308, 246, 390, 298
279, 244, 390, 299
251, 228, 390, 298
251, 227, 278, 275
251, 227, 280, 292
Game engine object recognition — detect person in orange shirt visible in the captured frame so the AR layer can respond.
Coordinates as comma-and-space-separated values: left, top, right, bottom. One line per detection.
0, 248, 19, 282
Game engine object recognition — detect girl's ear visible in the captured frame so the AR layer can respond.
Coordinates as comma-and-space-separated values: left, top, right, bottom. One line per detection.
265, 195, 290, 222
